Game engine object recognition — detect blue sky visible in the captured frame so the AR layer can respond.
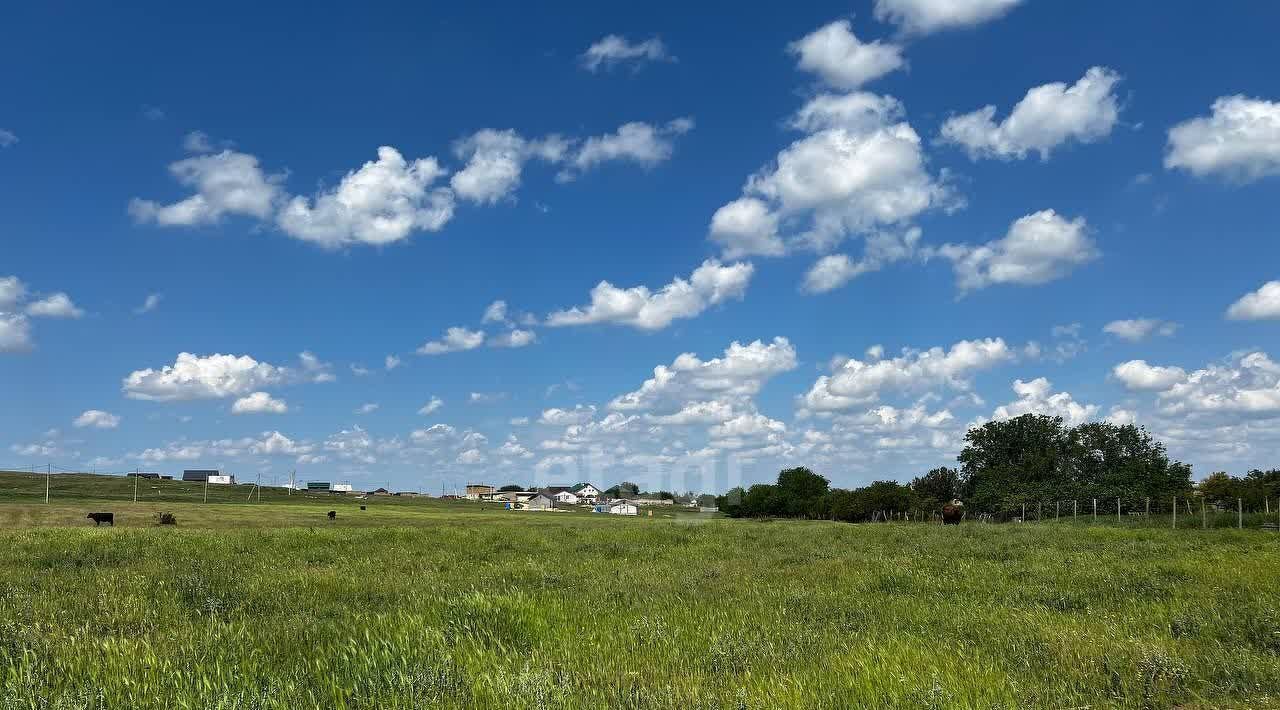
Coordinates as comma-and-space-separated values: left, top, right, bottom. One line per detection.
2, 0, 1279, 493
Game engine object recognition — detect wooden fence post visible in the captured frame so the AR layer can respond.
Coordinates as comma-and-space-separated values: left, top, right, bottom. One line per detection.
1172, 496, 1177, 529
1092, 498, 1097, 523
1238, 498, 1243, 530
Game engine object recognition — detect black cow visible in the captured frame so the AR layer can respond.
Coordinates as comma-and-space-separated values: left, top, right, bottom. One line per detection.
327, 510, 336, 520
87, 512, 114, 526
359, 505, 366, 511
941, 503, 962, 525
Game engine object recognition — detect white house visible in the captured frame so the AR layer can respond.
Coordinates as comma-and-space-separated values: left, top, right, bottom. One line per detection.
571, 483, 601, 502
552, 490, 580, 505
608, 500, 638, 516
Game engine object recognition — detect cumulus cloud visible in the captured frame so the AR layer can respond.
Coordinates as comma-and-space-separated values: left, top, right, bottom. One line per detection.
417, 327, 485, 355
1133, 352, 1280, 418
933, 209, 1097, 292
546, 259, 753, 331
355, 402, 379, 415
73, 409, 121, 429
580, 35, 675, 72
123, 352, 329, 401
800, 338, 1014, 412
711, 90, 952, 258
385, 354, 402, 370
873, 0, 1023, 34
25, 293, 84, 319
1102, 318, 1179, 342
449, 129, 570, 204
1226, 280, 1280, 320
231, 391, 288, 414
559, 118, 694, 180
1112, 360, 1188, 392
489, 329, 537, 348
129, 149, 285, 226
788, 19, 904, 90
991, 377, 1098, 427
540, 405, 598, 426
939, 67, 1122, 160
802, 227, 921, 293
482, 300, 509, 324
277, 147, 455, 247
709, 198, 784, 259
1165, 96, 1280, 182
610, 337, 798, 413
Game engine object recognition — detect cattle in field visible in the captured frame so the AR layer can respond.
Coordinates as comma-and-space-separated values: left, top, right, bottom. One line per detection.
87, 512, 114, 526
942, 502, 963, 525
327, 510, 336, 520
359, 505, 366, 511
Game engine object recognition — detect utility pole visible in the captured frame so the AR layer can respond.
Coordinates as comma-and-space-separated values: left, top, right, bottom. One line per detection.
1173, 496, 1177, 529
45, 462, 50, 503
1117, 498, 1121, 524
1092, 498, 1097, 523
134, 468, 139, 503
204, 476, 208, 503
1202, 498, 1206, 529
1238, 498, 1243, 530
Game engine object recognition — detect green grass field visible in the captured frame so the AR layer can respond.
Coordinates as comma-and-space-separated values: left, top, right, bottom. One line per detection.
1, 472, 1278, 708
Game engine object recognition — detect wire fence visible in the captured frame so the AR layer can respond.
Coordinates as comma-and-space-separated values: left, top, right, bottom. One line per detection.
873, 495, 1280, 531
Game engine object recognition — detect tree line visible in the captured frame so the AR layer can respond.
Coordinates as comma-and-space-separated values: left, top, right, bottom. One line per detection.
718, 413, 1209, 522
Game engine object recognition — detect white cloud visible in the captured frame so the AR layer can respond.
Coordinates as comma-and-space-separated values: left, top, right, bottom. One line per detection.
559, 118, 694, 180
0, 312, 31, 353
580, 35, 674, 72
417, 327, 485, 355
355, 402, 379, 414
939, 67, 1122, 160
489, 329, 537, 348
129, 149, 284, 226
1102, 318, 1179, 342
450, 129, 569, 204
231, 391, 288, 415
800, 338, 1014, 412
277, 147, 455, 247
135, 293, 162, 315
610, 337, 798, 413
482, 300, 509, 324
0, 129, 17, 148
802, 227, 921, 293
298, 351, 336, 383
456, 448, 486, 465
1226, 280, 1280, 320
469, 391, 506, 404
350, 364, 371, 376
788, 19, 904, 90
124, 352, 289, 401
709, 198, 785, 259
25, 293, 84, 319
546, 259, 753, 331
74, 409, 121, 429
713, 91, 952, 258
1147, 352, 1280, 417
540, 405, 597, 426
1112, 360, 1188, 392
384, 354, 402, 370
992, 377, 1098, 427
873, 0, 1023, 34
418, 397, 444, 415
934, 209, 1097, 292
646, 400, 738, 425
1166, 96, 1280, 182
0, 276, 25, 308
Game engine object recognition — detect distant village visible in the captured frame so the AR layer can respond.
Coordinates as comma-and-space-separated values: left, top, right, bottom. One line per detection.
132, 469, 718, 515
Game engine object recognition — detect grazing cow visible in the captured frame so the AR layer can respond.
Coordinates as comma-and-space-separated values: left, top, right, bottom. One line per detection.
87, 512, 114, 526
942, 503, 963, 525
327, 510, 336, 520
359, 505, 366, 511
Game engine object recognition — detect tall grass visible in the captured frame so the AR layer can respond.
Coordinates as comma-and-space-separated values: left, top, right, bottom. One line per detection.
1, 509, 1278, 708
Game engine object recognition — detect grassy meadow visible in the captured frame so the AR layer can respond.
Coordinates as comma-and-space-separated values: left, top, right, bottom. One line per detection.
1, 473, 1278, 708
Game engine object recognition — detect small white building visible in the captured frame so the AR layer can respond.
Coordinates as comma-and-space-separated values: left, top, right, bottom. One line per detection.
524, 493, 555, 510
571, 483, 601, 502
552, 490, 580, 505
207, 474, 234, 485
333, 483, 354, 493
608, 500, 638, 516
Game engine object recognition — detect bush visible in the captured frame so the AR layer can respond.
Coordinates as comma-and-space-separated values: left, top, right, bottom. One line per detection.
157, 512, 177, 526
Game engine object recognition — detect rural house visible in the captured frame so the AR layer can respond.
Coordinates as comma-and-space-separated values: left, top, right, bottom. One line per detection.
570, 483, 601, 502
608, 500, 638, 516
465, 484, 496, 500
551, 490, 580, 505
524, 492, 555, 510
